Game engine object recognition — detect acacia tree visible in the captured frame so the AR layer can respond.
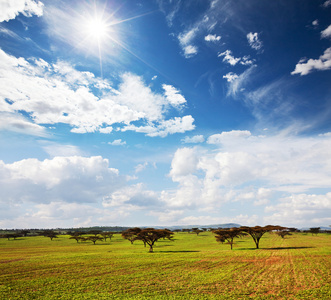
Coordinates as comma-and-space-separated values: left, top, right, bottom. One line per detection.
88, 230, 102, 236
40, 230, 58, 241
162, 229, 175, 241
240, 225, 285, 249
309, 227, 320, 236
276, 230, 292, 239
121, 227, 142, 244
86, 236, 104, 245
101, 232, 114, 241
2, 233, 22, 240
134, 228, 174, 253
213, 227, 242, 250
192, 228, 203, 236
69, 232, 83, 243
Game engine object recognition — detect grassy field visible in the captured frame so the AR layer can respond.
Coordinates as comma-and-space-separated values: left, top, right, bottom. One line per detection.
0, 231, 330, 299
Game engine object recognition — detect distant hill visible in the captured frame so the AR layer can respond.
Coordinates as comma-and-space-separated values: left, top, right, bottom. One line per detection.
299, 226, 330, 231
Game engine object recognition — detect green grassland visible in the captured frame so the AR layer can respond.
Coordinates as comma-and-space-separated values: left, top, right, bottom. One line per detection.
0, 231, 330, 299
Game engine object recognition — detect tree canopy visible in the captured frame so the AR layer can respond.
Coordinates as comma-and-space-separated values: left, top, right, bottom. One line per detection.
240, 225, 286, 249
134, 228, 174, 253
213, 227, 243, 249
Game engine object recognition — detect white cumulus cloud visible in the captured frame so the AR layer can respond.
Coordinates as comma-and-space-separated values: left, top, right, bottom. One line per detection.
204, 34, 221, 42
223, 72, 239, 82
0, 156, 122, 204
0, 49, 192, 137
0, 0, 43, 22
291, 47, 331, 75
321, 24, 331, 39
218, 50, 240, 65
162, 84, 187, 108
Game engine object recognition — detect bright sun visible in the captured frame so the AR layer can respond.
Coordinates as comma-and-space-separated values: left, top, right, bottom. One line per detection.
86, 17, 109, 40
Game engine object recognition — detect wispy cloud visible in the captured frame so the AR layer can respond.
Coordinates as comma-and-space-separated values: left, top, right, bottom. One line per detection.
218, 50, 253, 66
122, 115, 195, 138
0, 112, 47, 137
226, 65, 256, 97
42, 142, 83, 157
108, 139, 126, 146
178, 27, 199, 58
157, 0, 182, 27
181, 135, 205, 144
323, 0, 331, 8
247, 32, 263, 50
135, 162, 148, 173
207, 130, 251, 144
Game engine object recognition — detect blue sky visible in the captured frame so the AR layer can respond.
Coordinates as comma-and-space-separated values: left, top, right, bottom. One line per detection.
1, 0, 331, 229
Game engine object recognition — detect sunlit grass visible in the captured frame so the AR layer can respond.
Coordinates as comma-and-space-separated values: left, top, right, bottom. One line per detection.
0, 232, 330, 299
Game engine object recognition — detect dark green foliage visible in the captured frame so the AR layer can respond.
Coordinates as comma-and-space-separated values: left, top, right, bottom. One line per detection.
213, 227, 242, 249
121, 227, 142, 244
309, 227, 320, 235
134, 228, 174, 252
240, 225, 287, 249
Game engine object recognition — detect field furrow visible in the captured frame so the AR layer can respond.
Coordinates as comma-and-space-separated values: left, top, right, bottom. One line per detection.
0, 232, 330, 299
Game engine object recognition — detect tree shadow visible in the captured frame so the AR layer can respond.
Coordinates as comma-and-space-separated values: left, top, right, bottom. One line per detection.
263, 246, 314, 250
236, 248, 258, 251
236, 246, 314, 251
158, 250, 200, 253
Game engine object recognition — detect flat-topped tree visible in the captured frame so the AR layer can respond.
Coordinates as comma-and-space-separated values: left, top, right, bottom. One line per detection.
69, 232, 83, 243
121, 227, 142, 244
309, 227, 320, 236
86, 236, 104, 245
135, 228, 174, 253
192, 228, 203, 235
240, 225, 284, 249
100, 231, 113, 241
2, 233, 22, 240
40, 230, 58, 241
213, 227, 242, 250
276, 230, 292, 239
88, 230, 102, 236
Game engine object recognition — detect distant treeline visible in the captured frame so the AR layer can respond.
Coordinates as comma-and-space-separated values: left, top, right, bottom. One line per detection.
0, 225, 330, 236
0, 226, 130, 235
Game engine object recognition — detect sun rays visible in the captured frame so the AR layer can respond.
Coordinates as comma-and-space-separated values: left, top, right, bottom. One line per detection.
65, 1, 160, 79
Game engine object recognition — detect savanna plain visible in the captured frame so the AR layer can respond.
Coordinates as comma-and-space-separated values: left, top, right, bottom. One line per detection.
0, 231, 330, 299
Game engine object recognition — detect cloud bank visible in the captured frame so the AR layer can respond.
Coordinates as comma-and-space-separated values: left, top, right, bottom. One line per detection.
0, 49, 194, 137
